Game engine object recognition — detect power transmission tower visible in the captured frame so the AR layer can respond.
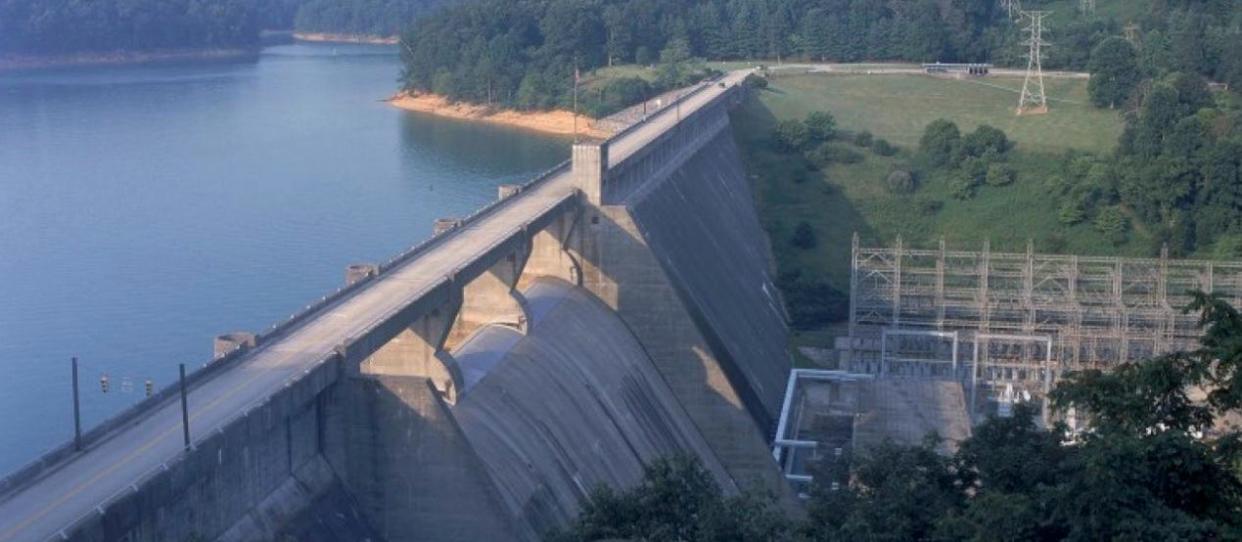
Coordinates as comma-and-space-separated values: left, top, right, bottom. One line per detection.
1016, 10, 1050, 116
1079, 0, 1095, 15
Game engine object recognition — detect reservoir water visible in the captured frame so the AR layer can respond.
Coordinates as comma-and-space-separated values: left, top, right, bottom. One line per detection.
0, 43, 568, 475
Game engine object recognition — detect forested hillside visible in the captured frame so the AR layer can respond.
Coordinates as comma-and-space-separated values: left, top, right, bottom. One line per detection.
401, 0, 1238, 112
293, 0, 454, 37
0, 0, 260, 54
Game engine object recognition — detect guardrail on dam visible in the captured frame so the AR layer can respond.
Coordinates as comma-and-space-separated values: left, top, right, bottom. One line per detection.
0, 69, 794, 542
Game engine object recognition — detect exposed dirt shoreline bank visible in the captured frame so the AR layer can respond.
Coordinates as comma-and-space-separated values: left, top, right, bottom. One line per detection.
0, 49, 256, 72
387, 91, 610, 138
293, 33, 399, 45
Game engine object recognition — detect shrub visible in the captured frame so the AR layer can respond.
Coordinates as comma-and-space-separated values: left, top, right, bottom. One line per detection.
804, 111, 837, 142
854, 131, 874, 147
792, 222, 817, 249
774, 120, 811, 151
1045, 175, 1069, 194
885, 169, 916, 194
1094, 206, 1129, 244
583, 77, 655, 117
951, 176, 978, 200
743, 73, 768, 90
985, 163, 1016, 186
872, 138, 898, 156
1044, 233, 1068, 253
960, 124, 1012, 158
1212, 235, 1242, 260
634, 46, 654, 66
809, 143, 864, 166
1058, 202, 1086, 225
915, 196, 944, 216
961, 156, 990, 184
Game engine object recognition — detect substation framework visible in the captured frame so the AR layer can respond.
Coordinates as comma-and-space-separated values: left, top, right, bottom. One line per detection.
847, 235, 1242, 415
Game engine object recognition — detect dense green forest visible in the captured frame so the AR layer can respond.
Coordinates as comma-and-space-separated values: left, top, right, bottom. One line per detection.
400, 0, 1240, 112
293, 0, 453, 37
553, 294, 1242, 541
0, 0, 261, 54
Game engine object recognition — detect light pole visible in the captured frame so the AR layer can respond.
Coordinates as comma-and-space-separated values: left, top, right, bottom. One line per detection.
71, 357, 82, 451
179, 363, 190, 450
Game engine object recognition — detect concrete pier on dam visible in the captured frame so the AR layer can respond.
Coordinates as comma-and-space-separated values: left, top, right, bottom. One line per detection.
0, 69, 795, 542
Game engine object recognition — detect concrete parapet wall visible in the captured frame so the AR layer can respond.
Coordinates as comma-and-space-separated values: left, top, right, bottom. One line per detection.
602, 89, 733, 205
64, 358, 341, 541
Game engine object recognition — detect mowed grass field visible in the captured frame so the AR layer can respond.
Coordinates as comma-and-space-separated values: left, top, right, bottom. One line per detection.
732, 73, 1144, 342
759, 73, 1122, 154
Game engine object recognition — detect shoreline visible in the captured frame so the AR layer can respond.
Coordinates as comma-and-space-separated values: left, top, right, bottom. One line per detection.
293, 32, 399, 45
388, 91, 611, 138
0, 48, 256, 73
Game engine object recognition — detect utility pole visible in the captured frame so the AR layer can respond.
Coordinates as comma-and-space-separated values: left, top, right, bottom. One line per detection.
1000, 0, 1022, 20
1017, 10, 1050, 116
71, 357, 82, 451
179, 363, 190, 450
572, 64, 580, 144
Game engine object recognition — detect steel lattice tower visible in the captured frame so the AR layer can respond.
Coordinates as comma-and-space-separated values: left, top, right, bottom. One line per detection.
1017, 10, 1049, 116
1079, 0, 1095, 15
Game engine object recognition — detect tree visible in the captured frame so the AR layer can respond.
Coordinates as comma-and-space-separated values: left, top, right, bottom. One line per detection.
1088, 37, 1140, 108
1094, 206, 1129, 244
774, 120, 811, 151
959, 125, 1011, 160
809, 143, 863, 166
804, 111, 837, 142
919, 119, 961, 168
951, 175, 978, 200
792, 221, 817, 249
885, 169, 915, 194
985, 163, 1016, 186
1058, 201, 1086, 225
871, 138, 898, 157
778, 270, 848, 330
806, 436, 962, 541
551, 454, 789, 541
854, 131, 874, 147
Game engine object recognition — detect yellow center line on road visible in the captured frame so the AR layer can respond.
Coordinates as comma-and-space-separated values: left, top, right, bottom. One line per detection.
0, 350, 305, 542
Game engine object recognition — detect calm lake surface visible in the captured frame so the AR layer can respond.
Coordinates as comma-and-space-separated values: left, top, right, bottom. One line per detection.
0, 43, 568, 475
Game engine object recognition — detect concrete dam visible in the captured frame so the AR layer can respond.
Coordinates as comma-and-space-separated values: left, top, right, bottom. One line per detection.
0, 70, 796, 541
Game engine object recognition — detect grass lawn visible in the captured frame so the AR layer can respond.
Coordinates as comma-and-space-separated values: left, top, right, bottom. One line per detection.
733, 72, 1147, 345
758, 73, 1122, 154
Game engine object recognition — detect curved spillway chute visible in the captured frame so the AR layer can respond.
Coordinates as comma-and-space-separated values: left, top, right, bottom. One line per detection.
447, 277, 735, 535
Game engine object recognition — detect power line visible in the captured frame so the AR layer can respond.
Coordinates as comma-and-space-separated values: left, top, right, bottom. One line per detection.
1016, 10, 1050, 116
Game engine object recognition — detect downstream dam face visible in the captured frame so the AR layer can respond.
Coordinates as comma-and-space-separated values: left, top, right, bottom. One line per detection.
11, 74, 792, 542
